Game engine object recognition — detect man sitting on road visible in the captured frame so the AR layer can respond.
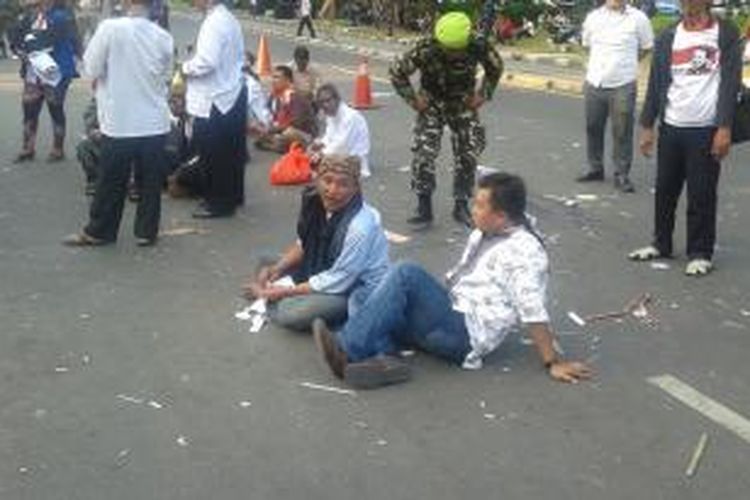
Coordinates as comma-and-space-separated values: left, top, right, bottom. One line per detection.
243, 155, 390, 332
255, 65, 317, 153
310, 83, 372, 178
312, 172, 593, 389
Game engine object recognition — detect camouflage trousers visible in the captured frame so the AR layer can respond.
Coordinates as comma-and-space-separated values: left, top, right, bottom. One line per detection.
76, 136, 101, 184
410, 105, 486, 201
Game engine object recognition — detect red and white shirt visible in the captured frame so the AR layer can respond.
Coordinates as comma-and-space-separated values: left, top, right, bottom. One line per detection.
665, 22, 721, 127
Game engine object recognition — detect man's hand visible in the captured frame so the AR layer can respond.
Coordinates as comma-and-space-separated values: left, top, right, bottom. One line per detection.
258, 285, 294, 303
256, 265, 279, 288
465, 94, 485, 110
413, 95, 429, 113
241, 280, 264, 300
711, 126, 731, 161
639, 126, 655, 157
548, 361, 593, 384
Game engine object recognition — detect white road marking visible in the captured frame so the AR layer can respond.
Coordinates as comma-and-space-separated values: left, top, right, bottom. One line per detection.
648, 374, 750, 445
299, 381, 356, 396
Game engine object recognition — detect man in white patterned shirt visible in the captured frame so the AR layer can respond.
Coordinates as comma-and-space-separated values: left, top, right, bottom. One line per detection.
313, 172, 592, 389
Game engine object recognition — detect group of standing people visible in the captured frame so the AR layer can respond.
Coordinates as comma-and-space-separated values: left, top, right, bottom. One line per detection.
580, 0, 741, 276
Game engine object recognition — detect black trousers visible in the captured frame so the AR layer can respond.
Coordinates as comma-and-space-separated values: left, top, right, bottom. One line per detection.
296, 15, 316, 37
192, 87, 247, 213
85, 134, 167, 242
653, 124, 721, 260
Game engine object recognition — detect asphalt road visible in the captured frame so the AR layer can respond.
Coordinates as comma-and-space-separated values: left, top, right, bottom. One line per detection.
0, 10, 748, 500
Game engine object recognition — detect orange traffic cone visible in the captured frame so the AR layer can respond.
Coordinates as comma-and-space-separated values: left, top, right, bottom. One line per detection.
352, 57, 379, 110
256, 34, 272, 78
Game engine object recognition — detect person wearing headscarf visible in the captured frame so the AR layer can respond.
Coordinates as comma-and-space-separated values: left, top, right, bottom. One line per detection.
243, 155, 390, 332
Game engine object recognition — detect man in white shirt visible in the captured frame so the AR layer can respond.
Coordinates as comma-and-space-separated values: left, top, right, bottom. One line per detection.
579, 0, 653, 192
64, 0, 173, 247
182, 0, 246, 218
312, 172, 592, 389
310, 83, 372, 178
296, 0, 316, 38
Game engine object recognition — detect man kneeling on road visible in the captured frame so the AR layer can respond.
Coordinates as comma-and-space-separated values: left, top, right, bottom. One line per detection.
313, 172, 593, 388
243, 155, 390, 331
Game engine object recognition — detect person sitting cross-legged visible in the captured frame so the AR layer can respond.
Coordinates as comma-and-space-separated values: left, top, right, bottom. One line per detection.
255, 65, 318, 153
243, 155, 390, 332
310, 83, 372, 178
312, 172, 593, 389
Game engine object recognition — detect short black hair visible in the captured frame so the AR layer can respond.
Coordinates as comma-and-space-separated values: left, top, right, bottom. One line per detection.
274, 65, 294, 82
477, 172, 526, 221
316, 83, 340, 101
293, 45, 310, 60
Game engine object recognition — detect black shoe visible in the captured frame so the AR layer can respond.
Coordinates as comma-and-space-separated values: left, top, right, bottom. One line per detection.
192, 207, 235, 219
344, 354, 412, 389
406, 194, 433, 226
452, 200, 473, 228
576, 170, 604, 182
614, 176, 635, 193
312, 318, 347, 379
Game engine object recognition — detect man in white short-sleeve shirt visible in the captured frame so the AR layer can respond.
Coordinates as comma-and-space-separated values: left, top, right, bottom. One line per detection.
578, 0, 653, 193
64, 0, 174, 247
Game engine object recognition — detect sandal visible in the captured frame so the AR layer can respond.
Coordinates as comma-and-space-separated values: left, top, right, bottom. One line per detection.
628, 245, 665, 261
62, 232, 109, 247
685, 259, 713, 277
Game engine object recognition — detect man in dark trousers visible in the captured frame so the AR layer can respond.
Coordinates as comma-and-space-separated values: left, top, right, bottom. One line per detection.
64, 0, 173, 247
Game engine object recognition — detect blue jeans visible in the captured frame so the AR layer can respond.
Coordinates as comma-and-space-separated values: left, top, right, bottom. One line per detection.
337, 262, 471, 364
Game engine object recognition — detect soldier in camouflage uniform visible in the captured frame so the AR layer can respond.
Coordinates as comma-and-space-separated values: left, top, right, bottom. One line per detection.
390, 11, 503, 227
76, 96, 101, 196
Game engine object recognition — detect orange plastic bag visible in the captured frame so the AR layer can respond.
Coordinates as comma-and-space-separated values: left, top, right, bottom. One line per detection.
269, 142, 312, 185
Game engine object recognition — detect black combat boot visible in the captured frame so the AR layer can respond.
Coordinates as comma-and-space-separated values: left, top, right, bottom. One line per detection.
407, 194, 433, 226
452, 199, 473, 228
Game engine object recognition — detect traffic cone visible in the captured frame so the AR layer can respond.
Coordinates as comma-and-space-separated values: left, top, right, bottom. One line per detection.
352, 57, 379, 110
256, 34, 272, 78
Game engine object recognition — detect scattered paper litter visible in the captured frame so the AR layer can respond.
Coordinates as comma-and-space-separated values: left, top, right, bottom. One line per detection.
740, 309, 750, 317
483, 413, 497, 420
397, 165, 410, 173
54, 366, 69, 373
114, 448, 131, 468
375, 439, 388, 446
575, 194, 599, 201
567, 311, 587, 327
147, 400, 164, 409
249, 314, 266, 333
116, 394, 144, 405
238, 400, 252, 408
650, 262, 671, 270
479, 400, 487, 409
176, 435, 189, 447
384, 230, 411, 244
299, 381, 356, 396
685, 432, 708, 478
161, 227, 208, 236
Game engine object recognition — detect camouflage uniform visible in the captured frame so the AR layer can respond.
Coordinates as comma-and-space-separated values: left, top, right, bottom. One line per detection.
76, 97, 101, 191
390, 36, 503, 201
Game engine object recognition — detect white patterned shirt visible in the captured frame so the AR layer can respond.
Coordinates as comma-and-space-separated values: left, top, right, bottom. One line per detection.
447, 227, 550, 370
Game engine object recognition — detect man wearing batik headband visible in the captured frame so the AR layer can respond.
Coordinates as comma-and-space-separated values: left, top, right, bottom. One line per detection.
390, 11, 503, 228
243, 155, 390, 332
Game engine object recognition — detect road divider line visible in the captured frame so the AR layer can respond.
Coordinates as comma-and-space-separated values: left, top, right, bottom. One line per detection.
648, 374, 750, 445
